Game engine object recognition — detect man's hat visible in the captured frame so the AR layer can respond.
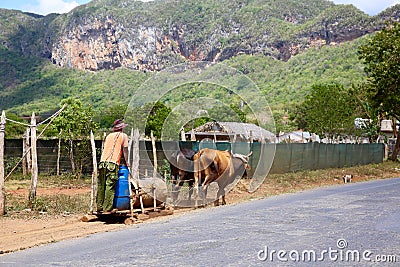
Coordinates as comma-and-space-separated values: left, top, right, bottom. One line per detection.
113, 119, 128, 132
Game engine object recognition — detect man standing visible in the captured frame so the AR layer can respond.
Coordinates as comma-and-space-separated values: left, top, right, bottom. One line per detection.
97, 119, 129, 213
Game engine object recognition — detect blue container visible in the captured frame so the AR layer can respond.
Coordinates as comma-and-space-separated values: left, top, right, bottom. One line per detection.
113, 165, 130, 210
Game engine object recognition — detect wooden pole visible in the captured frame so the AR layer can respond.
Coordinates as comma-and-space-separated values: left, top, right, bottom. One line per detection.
151, 130, 157, 177
132, 129, 144, 213
26, 128, 31, 174
190, 129, 196, 141
57, 130, 62, 176
102, 132, 106, 151
128, 128, 134, 164
150, 130, 157, 211
180, 127, 186, 141
28, 112, 38, 209
127, 128, 134, 217
22, 132, 27, 177
89, 131, 97, 214
132, 129, 140, 181
0, 111, 6, 216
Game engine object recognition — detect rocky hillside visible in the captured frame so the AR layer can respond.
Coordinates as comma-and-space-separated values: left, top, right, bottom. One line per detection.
1, 0, 399, 72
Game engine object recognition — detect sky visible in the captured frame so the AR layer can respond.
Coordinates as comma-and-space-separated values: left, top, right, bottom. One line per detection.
0, 0, 399, 16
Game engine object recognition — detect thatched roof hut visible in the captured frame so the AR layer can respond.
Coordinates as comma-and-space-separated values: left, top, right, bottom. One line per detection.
185, 121, 276, 143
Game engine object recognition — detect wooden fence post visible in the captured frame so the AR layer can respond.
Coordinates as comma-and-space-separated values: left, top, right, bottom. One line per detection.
22, 132, 27, 177
132, 129, 140, 181
128, 128, 134, 164
28, 112, 38, 209
150, 130, 157, 211
180, 128, 186, 141
0, 111, 6, 216
151, 130, 157, 177
131, 129, 144, 213
89, 131, 97, 214
25, 128, 31, 174
57, 130, 62, 176
190, 129, 196, 141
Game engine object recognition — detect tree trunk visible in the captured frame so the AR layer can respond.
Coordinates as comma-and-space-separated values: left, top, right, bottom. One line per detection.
391, 133, 400, 161
69, 139, 76, 175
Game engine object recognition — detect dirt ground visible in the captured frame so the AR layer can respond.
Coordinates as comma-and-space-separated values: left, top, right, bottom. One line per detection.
1, 166, 399, 255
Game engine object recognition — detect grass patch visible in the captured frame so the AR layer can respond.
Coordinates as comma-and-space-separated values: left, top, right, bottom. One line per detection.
33, 194, 91, 214
5, 173, 92, 218
259, 161, 400, 197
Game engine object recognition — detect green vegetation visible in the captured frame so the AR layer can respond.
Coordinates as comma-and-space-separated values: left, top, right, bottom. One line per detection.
290, 83, 362, 138
0, 36, 367, 133
0, 46, 149, 116
359, 22, 400, 159
0, 0, 398, 140
227, 37, 367, 109
51, 98, 98, 177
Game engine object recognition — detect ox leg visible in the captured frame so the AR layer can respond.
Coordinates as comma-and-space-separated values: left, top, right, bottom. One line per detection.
193, 186, 199, 207
195, 186, 205, 207
200, 185, 206, 206
188, 181, 194, 201
214, 198, 219, 206
171, 184, 178, 203
216, 187, 226, 206
203, 184, 209, 206
172, 181, 183, 204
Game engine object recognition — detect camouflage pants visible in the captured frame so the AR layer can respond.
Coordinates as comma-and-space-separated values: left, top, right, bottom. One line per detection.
96, 161, 119, 212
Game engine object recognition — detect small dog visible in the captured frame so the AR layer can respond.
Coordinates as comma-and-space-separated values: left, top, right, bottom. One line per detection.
342, 174, 353, 183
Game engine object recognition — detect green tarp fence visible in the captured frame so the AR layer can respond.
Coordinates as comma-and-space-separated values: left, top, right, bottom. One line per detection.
157, 142, 384, 176
268, 143, 384, 174
4, 139, 384, 176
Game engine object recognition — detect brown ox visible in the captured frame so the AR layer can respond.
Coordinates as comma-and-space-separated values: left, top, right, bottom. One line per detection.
170, 148, 196, 203
193, 148, 252, 206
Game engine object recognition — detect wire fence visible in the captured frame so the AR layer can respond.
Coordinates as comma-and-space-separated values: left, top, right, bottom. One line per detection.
4, 139, 384, 178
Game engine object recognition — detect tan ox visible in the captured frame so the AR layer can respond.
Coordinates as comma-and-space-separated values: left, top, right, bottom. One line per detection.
193, 148, 252, 206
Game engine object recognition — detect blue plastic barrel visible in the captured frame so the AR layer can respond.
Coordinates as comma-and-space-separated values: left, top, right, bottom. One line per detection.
113, 165, 130, 210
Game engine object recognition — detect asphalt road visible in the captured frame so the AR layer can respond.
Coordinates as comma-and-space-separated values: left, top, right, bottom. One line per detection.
1, 178, 400, 266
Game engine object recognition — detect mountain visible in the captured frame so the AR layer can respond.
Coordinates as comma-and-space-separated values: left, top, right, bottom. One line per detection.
1, 0, 400, 116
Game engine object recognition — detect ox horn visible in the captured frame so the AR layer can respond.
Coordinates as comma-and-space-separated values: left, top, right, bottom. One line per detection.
246, 151, 253, 158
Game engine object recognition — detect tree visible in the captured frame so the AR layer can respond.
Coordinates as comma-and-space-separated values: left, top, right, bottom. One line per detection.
52, 98, 98, 178
350, 84, 381, 143
358, 22, 400, 160
292, 83, 361, 141
144, 102, 172, 139
95, 104, 127, 129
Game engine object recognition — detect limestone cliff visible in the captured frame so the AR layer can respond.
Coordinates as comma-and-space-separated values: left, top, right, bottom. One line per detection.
1, 0, 400, 72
